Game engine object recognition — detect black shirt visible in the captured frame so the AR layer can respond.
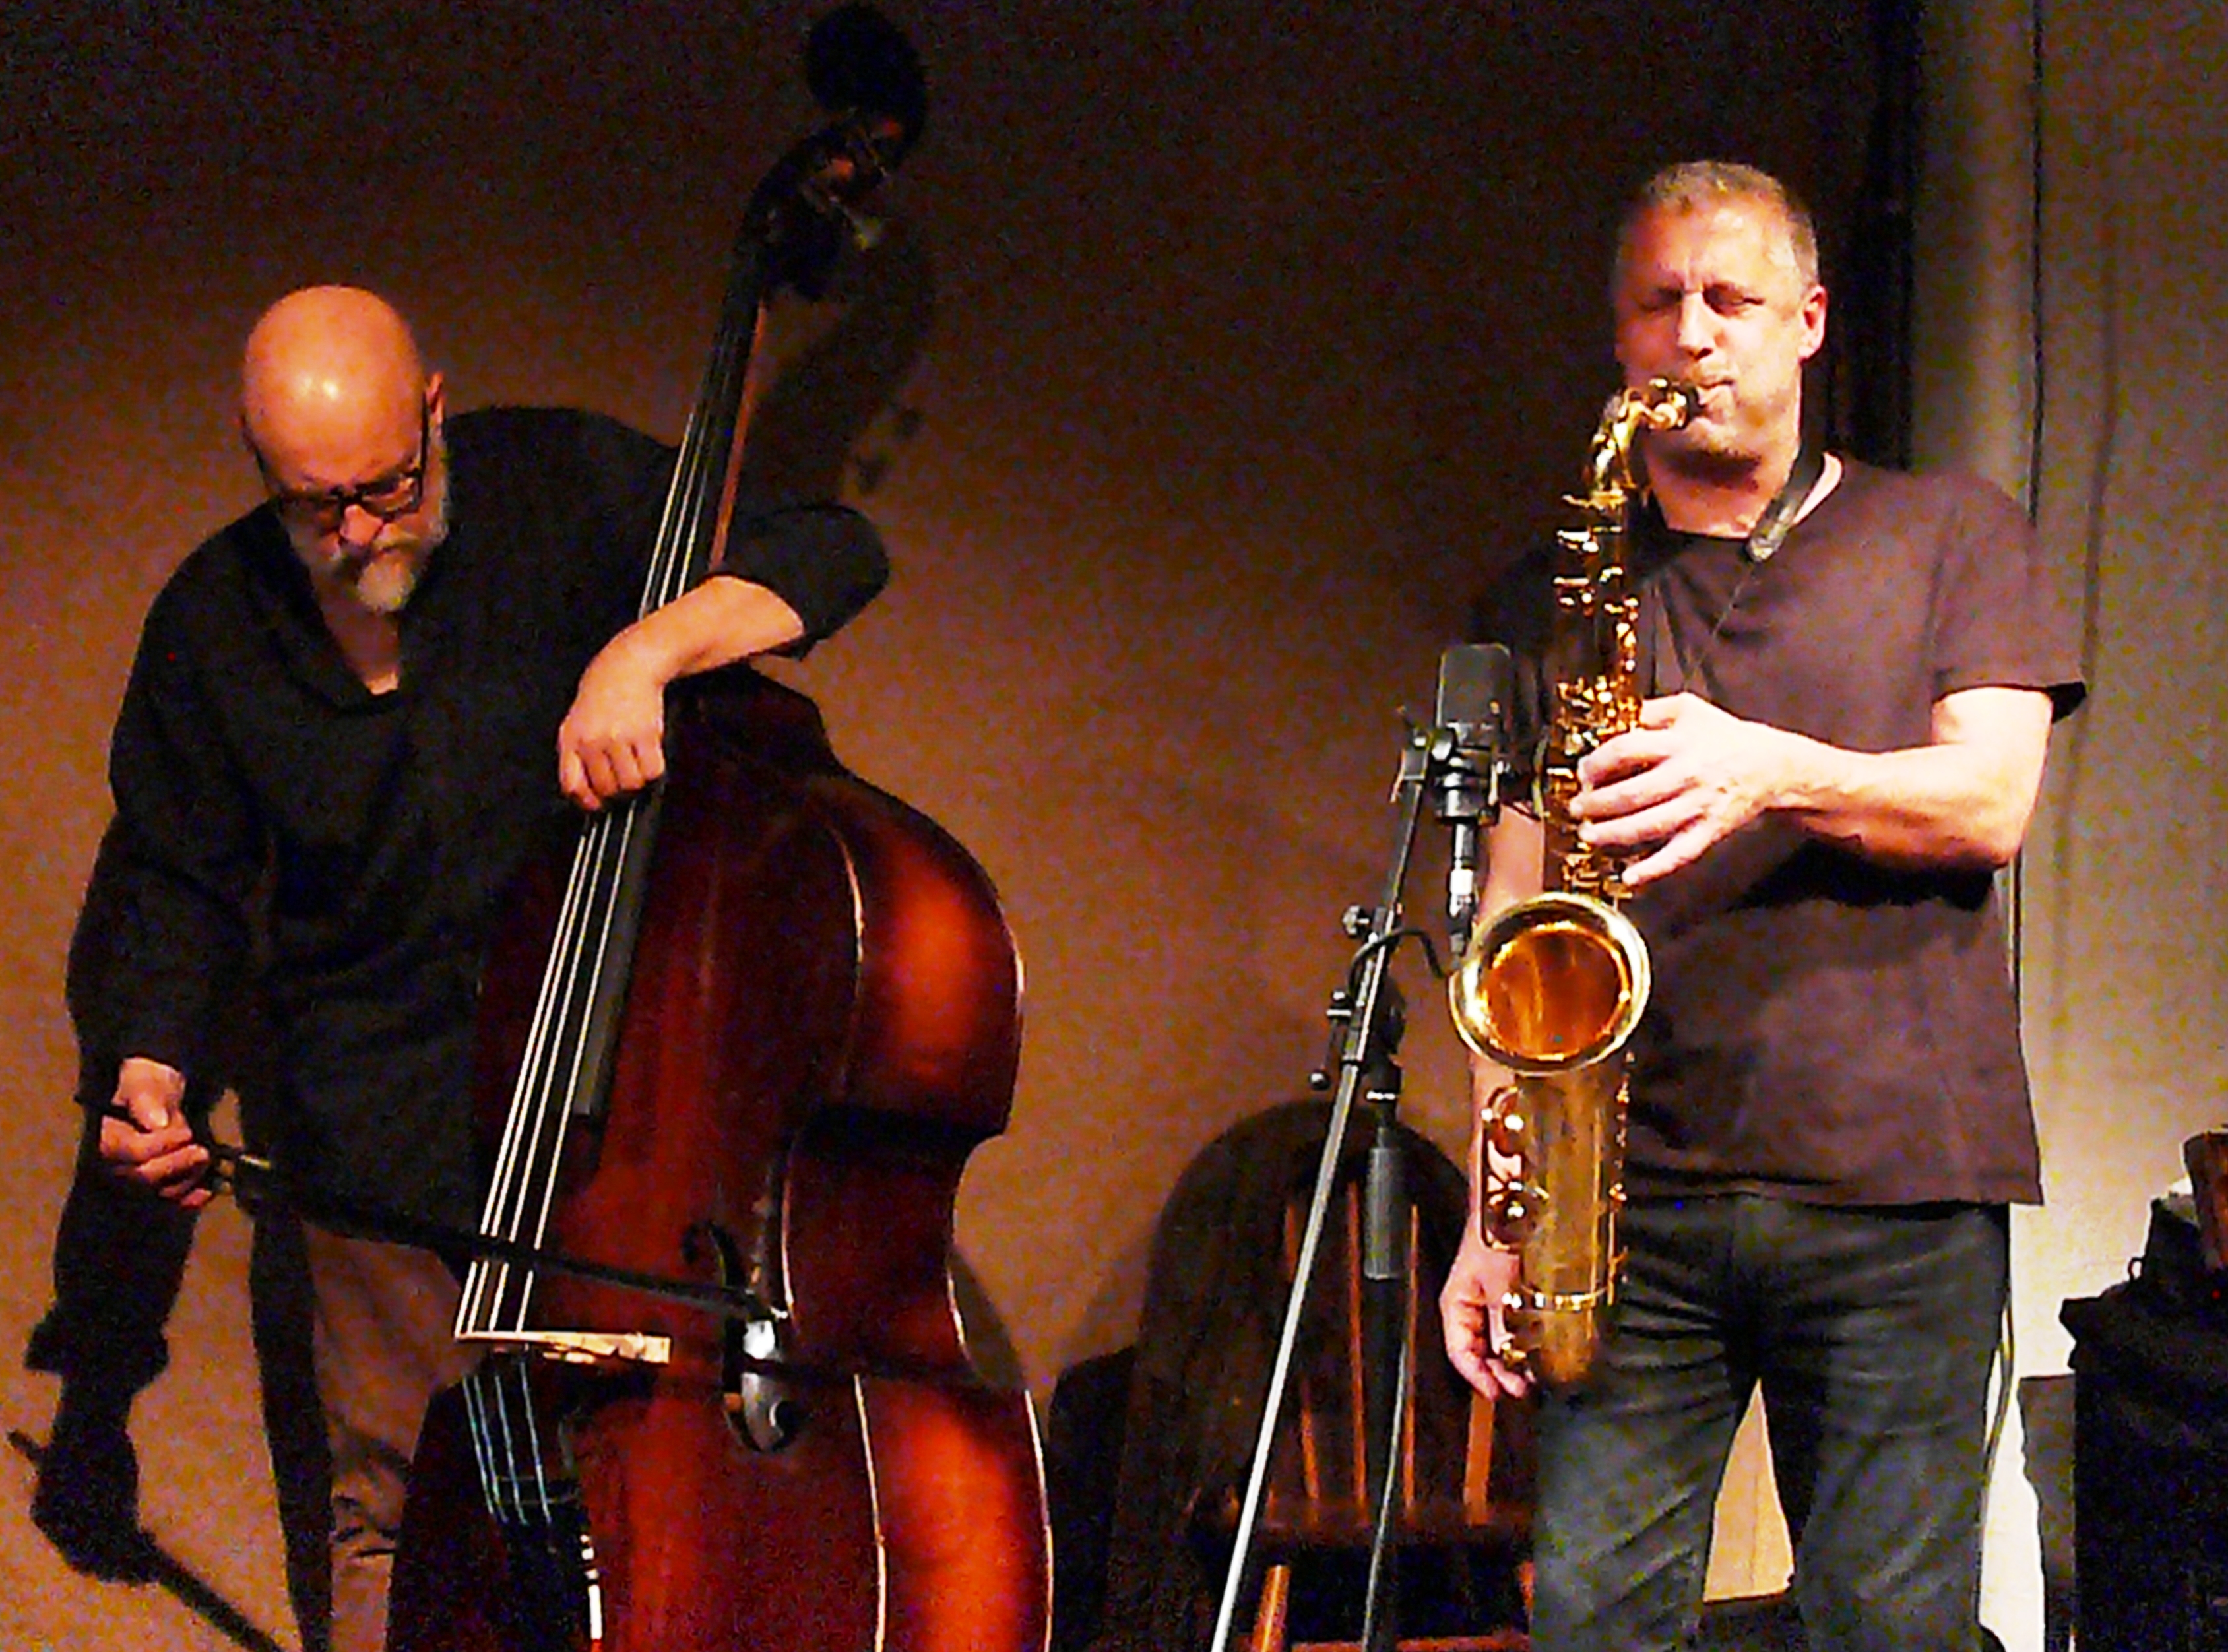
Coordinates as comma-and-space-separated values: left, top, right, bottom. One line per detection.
1479, 459, 2083, 1205
98, 406, 887, 1223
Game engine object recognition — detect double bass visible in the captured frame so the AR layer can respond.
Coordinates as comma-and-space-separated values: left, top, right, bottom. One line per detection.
384, 11, 1052, 1648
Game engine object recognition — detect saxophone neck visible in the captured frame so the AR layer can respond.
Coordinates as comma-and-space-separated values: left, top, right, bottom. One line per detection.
1583, 378, 1699, 508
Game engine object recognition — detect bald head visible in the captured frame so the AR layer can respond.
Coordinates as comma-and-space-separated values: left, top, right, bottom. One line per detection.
241, 286, 431, 483
242, 287, 449, 617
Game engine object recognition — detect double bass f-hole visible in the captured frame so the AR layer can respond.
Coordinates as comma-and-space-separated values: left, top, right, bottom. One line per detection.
684, 1218, 804, 1454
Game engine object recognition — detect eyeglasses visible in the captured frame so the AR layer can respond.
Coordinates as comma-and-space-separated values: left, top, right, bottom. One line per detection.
256, 399, 432, 528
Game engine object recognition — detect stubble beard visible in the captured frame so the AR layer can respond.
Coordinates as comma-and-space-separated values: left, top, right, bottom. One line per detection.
1645, 379, 1798, 489
1648, 422, 1766, 488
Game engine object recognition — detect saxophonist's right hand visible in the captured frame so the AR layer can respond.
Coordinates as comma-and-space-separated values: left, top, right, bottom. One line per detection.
97, 1056, 214, 1209
1441, 1224, 1533, 1398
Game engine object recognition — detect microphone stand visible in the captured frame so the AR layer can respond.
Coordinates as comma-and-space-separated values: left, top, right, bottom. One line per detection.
1207, 711, 1494, 1652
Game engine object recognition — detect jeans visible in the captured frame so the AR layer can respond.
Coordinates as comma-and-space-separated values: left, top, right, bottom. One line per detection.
1529, 1195, 2008, 1652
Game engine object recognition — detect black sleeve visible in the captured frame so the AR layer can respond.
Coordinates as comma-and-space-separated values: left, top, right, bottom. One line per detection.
63, 820, 136, 1111
67, 815, 246, 1116
575, 410, 890, 652
98, 582, 265, 1090
1928, 473, 2087, 719
720, 501, 889, 649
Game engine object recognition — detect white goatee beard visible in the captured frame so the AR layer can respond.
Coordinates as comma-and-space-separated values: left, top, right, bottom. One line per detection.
350, 533, 432, 615
288, 471, 450, 616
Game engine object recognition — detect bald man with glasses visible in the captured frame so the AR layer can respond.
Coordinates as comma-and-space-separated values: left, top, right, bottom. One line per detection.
34, 285, 887, 1652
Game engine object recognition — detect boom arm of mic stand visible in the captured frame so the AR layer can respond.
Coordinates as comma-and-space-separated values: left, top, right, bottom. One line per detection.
1206, 722, 1439, 1652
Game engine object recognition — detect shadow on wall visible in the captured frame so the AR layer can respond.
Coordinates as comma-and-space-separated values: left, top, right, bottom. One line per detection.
742, 211, 938, 507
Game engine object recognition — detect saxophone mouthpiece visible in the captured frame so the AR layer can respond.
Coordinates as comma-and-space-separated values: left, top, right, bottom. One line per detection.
1645, 378, 1702, 429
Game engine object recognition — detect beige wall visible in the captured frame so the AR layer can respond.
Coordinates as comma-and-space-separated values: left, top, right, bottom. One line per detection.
1, 4, 1901, 1645
1917, 4, 2228, 1647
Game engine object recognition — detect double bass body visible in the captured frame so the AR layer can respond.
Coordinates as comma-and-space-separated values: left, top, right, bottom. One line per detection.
385, 673, 1052, 1651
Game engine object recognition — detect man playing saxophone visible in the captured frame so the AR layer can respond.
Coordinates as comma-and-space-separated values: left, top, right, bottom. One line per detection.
1439, 161, 2082, 1651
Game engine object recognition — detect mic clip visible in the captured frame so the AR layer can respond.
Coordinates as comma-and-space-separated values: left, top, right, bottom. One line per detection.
1428, 643, 1517, 955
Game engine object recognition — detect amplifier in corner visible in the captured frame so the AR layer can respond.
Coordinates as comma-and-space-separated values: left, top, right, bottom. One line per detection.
2188, 1130, 2228, 1274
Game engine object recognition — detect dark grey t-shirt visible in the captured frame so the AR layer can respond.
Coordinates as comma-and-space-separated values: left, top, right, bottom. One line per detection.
1479, 458, 2084, 1205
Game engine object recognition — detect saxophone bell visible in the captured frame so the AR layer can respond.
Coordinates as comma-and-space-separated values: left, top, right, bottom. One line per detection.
1450, 890, 1649, 1389
1452, 893, 1650, 1077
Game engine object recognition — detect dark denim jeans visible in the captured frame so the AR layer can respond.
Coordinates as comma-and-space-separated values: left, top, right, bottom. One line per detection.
1529, 1195, 2008, 1652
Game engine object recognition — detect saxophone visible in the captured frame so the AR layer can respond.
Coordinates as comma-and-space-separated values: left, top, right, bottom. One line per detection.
1447, 378, 1694, 1389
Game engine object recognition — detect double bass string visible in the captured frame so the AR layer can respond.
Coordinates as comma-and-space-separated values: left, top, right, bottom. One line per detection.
457, 1339, 609, 1647
443, 350, 674, 1652
443, 163, 780, 1652
463, 802, 636, 1335
459, 271, 759, 1341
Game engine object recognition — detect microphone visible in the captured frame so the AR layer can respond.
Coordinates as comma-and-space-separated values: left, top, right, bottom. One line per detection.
1432, 643, 1513, 951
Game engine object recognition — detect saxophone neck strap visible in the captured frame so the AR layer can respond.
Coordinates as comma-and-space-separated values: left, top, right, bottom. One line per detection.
1744, 441, 1828, 564
1642, 441, 1828, 697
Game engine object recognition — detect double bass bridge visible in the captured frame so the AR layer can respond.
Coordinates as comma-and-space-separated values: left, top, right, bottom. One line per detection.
457, 1326, 675, 1368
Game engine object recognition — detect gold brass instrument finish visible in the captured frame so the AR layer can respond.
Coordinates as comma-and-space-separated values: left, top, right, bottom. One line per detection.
1448, 378, 1693, 1389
